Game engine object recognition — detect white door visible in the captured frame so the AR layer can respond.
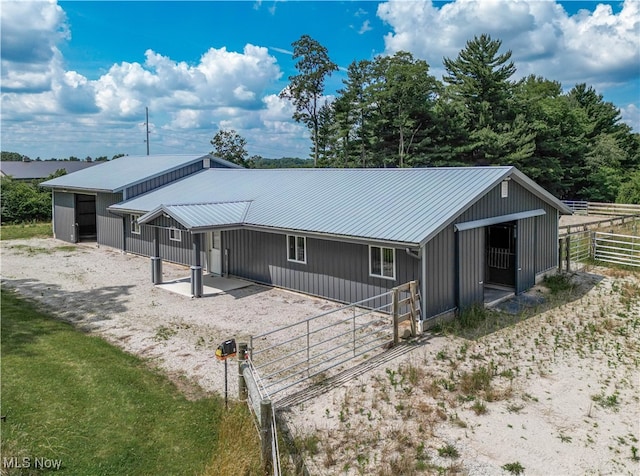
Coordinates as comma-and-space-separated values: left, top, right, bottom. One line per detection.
208, 231, 222, 275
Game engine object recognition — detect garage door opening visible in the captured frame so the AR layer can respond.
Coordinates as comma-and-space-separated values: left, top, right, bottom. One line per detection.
485, 222, 516, 289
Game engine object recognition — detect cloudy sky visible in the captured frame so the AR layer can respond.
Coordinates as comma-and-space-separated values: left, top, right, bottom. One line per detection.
1, 0, 638, 160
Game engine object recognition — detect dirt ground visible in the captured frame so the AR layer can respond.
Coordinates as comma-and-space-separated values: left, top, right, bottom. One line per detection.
2, 238, 639, 475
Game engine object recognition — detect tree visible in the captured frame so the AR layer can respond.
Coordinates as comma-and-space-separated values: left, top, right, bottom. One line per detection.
1, 151, 29, 161
280, 35, 338, 167
210, 129, 248, 167
617, 170, 640, 204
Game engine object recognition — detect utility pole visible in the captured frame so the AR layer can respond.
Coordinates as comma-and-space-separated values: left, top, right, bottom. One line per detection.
145, 107, 150, 155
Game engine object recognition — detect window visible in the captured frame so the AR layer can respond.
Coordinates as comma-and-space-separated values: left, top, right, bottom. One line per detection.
287, 235, 306, 263
131, 214, 141, 235
369, 246, 395, 279
169, 228, 182, 242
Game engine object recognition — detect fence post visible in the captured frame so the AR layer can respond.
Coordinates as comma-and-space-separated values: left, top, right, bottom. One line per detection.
238, 342, 248, 401
260, 399, 273, 475
392, 286, 399, 345
565, 235, 571, 272
558, 238, 564, 272
409, 281, 417, 337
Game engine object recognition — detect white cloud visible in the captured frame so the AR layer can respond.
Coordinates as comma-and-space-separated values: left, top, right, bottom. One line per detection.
0, 0, 69, 93
377, 0, 640, 91
359, 20, 373, 35
620, 103, 639, 131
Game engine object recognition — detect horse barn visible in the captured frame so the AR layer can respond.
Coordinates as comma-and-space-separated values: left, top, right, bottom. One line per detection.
42, 154, 572, 321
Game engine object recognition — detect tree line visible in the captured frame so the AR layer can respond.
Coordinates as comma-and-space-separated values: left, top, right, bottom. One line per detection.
277, 33, 640, 203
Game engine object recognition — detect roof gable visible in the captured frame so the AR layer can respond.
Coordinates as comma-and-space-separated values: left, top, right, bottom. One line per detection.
40, 154, 238, 193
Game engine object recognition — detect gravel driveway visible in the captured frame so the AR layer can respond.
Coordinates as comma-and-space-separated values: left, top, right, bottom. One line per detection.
0, 238, 351, 398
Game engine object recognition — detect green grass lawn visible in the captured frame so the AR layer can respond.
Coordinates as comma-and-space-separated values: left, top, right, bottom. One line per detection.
0, 289, 257, 476
0, 222, 52, 240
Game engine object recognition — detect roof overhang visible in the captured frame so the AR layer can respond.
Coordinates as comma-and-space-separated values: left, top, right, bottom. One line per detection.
454, 209, 546, 232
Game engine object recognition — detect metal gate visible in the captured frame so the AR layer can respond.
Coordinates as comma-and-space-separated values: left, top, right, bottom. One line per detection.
249, 281, 420, 401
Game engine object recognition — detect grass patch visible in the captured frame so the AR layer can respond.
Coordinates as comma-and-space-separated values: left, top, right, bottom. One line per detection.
1, 289, 259, 475
1, 222, 52, 240
543, 273, 574, 294
502, 461, 525, 475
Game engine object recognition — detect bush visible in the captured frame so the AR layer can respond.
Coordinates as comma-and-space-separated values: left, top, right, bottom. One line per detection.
0, 172, 62, 223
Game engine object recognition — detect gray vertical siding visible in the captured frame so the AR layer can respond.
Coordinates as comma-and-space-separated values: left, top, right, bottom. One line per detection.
126, 216, 193, 266
96, 192, 124, 249
456, 180, 558, 274
223, 229, 420, 308
421, 180, 560, 318
457, 227, 485, 310
125, 162, 204, 198
52, 191, 75, 242
516, 217, 537, 293
423, 227, 456, 318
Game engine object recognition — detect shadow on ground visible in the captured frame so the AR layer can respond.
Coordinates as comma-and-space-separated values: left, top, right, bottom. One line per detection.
0, 278, 134, 329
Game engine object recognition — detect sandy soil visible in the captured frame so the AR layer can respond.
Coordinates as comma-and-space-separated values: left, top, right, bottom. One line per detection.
2, 238, 639, 475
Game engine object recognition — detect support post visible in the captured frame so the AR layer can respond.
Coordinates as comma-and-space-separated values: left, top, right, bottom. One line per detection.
151, 227, 162, 284
260, 399, 273, 475
392, 286, 399, 345
191, 233, 203, 297
558, 237, 564, 272
565, 235, 571, 272
238, 342, 248, 401
409, 281, 418, 336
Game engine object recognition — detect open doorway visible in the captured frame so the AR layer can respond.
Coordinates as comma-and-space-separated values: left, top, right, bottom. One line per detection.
75, 194, 96, 241
485, 222, 516, 288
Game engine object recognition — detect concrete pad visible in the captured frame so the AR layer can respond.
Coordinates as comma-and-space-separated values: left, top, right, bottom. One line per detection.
156, 274, 252, 298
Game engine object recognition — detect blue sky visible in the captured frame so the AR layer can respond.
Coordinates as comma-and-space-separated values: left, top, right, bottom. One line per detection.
1, 0, 638, 160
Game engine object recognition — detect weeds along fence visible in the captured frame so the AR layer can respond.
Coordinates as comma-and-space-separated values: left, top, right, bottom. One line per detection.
562, 200, 640, 217
237, 282, 420, 475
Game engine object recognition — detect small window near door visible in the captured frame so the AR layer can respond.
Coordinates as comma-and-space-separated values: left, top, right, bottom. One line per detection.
131, 214, 141, 235
370, 246, 395, 280
287, 235, 306, 263
169, 228, 182, 242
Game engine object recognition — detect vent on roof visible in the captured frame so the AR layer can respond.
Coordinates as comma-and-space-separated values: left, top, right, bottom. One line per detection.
203, 158, 211, 169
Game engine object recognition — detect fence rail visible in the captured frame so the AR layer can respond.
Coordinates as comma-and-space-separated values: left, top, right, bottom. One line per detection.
559, 214, 640, 235
562, 200, 640, 217
559, 230, 640, 270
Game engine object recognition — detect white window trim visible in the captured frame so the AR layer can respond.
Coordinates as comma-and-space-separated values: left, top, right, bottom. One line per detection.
287, 235, 307, 264
501, 180, 509, 198
369, 245, 396, 280
131, 214, 141, 235
169, 227, 182, 242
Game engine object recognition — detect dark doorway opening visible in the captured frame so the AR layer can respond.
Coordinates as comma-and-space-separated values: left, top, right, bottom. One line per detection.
75, 194, 96, 241
485, 222, 516, 288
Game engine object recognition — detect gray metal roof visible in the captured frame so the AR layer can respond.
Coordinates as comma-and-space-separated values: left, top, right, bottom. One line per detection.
140, 201, 252, 230
110, 166, 571, 246
0, 160, 97, 180
40, 154, 215, 192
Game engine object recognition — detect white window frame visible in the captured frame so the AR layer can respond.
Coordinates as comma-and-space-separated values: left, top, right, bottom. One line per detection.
169, 227, 182, 242
131, 214, 141, 235
287, 235, 307, 264
369, 245, 396, 280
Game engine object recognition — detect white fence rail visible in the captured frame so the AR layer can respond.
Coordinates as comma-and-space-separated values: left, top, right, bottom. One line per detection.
593, 232, 640, 268
559, 230, 640, 270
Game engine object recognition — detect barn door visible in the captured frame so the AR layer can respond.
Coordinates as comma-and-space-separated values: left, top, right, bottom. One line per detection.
516, 217, 536, 294
457, 227, 485, 310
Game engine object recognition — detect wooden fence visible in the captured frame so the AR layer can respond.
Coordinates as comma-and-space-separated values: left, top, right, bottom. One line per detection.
562, 201, 640, 216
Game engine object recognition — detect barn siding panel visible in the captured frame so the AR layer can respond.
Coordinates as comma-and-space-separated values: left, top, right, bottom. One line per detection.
516, 217, 537, 293
223, 229, 420, 307
52, 191, 75, 243
457, 227, 485, 310
96, 192, 124, 249
125, 162, 204, 198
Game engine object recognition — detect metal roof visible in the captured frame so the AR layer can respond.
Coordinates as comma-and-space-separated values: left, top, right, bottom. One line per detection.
110, 166, 571, 246
139, 201, 252, 230
0, 160, 97, 180
40, 154, 222, 193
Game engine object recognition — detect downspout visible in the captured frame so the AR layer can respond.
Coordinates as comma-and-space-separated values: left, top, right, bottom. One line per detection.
420, 244, 427, 326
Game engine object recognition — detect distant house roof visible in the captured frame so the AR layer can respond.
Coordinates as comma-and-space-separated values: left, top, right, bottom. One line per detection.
0, 160, 97, 180
113, 166, 572, 247
40, 154, 241, 193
